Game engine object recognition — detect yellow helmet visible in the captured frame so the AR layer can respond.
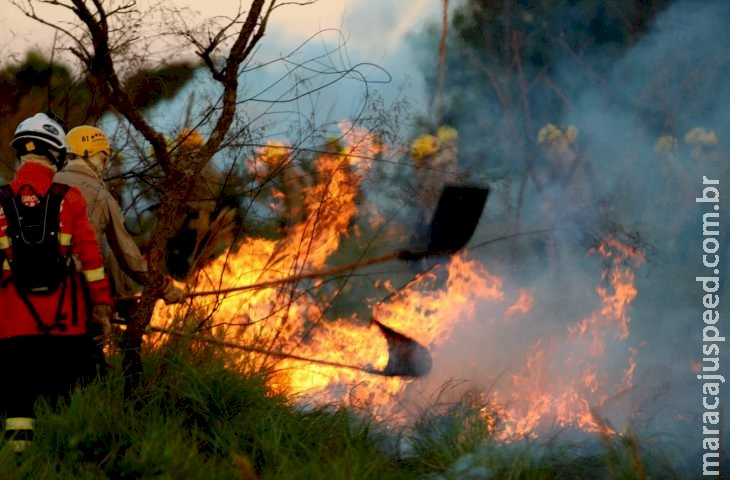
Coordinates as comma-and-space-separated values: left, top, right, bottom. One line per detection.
177, 128, 204, 150
411, 134, 440, 164
685, 127, 718, 146
436, 126, 458, 143
66, 125, 111, 158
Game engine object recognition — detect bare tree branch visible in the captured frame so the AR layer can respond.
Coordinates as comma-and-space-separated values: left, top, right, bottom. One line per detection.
69, 0, 169, 167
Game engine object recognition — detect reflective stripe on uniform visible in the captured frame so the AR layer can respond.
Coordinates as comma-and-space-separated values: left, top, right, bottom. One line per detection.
8, 439, 31, 452
5, 417, 34, 430
4, 417, 35, 452
0, 235, 10, 249
84, 267, 105, 282
59, 232, 72, 246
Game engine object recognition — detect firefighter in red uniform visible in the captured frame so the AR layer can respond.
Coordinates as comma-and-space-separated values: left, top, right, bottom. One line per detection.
0, 113, 113, 452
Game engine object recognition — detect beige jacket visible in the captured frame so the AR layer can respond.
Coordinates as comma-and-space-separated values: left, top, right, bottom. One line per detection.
55, 163, 148, 296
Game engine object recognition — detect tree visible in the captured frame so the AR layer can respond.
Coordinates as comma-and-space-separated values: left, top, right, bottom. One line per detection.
10, 0, 305, 385
12, 0, 400, 390
0, 51, 196, 181
409, 0, 694, 260
416, 0, 673, 165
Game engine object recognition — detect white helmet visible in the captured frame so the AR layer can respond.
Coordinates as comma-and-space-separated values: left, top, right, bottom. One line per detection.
10, 112, 67, 170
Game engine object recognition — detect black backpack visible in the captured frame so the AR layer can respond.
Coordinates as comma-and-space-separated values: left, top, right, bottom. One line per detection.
0, 182, 76, 333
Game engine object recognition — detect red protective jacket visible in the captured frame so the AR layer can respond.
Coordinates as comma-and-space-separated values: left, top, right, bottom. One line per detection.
0, 162, 112, 339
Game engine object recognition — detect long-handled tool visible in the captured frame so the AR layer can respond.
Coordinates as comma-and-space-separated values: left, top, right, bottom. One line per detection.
124, 185, 490, 377
145, 185, 491, 300
359, 185, 489, 376
117, 319, 432, 377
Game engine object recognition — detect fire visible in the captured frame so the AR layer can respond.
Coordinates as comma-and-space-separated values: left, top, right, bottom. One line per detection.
505, 289, 533, 320
496, 237, 644, 437
151, 124, 644, 435
337, 120, 384, 172
375, 256, 503, 346
152, 125, 409, 413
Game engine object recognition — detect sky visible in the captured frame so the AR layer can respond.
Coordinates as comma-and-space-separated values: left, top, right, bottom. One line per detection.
1, 0, 438, 55
0, 0, 442, 126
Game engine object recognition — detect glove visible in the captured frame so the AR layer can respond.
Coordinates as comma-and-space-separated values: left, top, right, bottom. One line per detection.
162, 277, 185, 305
90, 304, 112, 346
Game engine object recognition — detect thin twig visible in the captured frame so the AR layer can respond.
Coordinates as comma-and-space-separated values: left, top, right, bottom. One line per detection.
118, 229, 553, 302
116, 321, 381, 374
435, 0, 449, 126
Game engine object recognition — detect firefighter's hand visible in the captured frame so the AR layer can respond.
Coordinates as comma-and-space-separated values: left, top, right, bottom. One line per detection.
91, 304, 112, 346
162, 277, 185, 305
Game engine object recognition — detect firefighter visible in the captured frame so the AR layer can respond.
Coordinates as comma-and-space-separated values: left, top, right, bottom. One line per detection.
55, 125, 185, 315
409, 126, 463, 250
408, 126, 464, 276
411, 126, 462, 218
163, 128, 235, 279
0, 113, 113, 452
534, 123, 596, 268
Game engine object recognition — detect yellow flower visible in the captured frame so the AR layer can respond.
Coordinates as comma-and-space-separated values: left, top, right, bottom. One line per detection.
411, 134, 440, 164
654, 135, 678, 154
685, 127, 718, 145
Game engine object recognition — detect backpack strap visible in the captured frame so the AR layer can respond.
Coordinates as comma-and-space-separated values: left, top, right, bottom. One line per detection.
47, 183, 71, 236
17, 284, 67, 334
46, 182, 75, 332
48, 182, 71, 198
48, 182, 77, 326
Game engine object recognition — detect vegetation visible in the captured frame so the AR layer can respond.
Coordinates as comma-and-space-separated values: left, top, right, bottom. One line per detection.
0, 340, 685, 479
0, 342, 404, 479
2, 0, 726, 477
0, 52, 196, 182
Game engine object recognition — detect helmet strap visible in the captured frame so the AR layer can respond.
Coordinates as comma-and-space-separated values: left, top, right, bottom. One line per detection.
49, 149, 67, 171
16, 143, 65, 171
78, 152, 107, 181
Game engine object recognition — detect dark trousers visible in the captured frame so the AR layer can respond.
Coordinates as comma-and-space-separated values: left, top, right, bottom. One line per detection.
0, 334, 100, 418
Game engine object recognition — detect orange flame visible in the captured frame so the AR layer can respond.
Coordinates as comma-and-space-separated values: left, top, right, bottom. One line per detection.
152, 124, 644, 436
496, 237, 644, 437
505, 289, 533, 320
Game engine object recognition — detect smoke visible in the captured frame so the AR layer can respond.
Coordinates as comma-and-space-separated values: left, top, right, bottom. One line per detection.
396, 0, 729, 468
92, 0, 726, 471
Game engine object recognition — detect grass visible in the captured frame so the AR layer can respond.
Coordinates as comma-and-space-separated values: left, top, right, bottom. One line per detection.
0, 339, 688, 479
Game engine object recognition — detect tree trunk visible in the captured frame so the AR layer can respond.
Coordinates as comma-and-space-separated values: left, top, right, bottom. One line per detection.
121, 173, 193, 393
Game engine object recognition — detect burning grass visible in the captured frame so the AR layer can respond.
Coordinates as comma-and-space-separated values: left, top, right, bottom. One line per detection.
149, 123, 650, 438
0, 342, 406, 479
47, 124, 690, 477
0, 340, 685, 479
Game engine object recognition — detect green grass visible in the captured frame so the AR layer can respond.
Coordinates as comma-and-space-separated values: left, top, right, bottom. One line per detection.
0, 340, 685, 479
401, 389, 685, 480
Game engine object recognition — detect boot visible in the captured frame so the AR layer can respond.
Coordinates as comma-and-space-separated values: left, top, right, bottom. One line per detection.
4, 417, 34, 453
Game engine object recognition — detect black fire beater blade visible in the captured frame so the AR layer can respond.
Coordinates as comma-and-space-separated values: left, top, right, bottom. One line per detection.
372, 319, 433, 377
426, 184, 490, 255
